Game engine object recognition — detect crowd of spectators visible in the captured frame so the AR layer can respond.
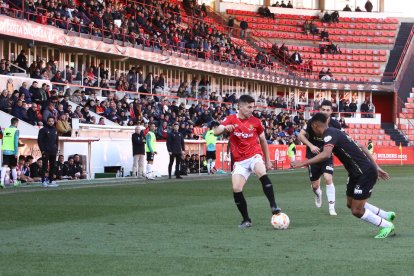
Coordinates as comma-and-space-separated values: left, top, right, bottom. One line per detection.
4, 0, 277, 72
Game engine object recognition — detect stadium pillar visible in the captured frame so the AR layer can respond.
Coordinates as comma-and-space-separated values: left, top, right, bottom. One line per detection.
264, 0, 271, 6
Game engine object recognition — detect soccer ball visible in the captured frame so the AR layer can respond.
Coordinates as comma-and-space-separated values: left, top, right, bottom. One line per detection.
271, 213, 290, 230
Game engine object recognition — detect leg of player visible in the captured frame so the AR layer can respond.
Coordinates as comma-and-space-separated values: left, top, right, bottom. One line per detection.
254, 162, 281, 215
323, 173, 336, 216
168, 154, 174, 179
364, 202, 396, 222
0, 166, 7, 188
232, 174, 251, 228
207, 158, 212, 174
347, 197, 395, 239
311, 179, 322, 208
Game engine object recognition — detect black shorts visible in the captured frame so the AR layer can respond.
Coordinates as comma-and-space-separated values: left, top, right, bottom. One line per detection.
307, 158, 334, 181
206, 151, 216, 160
146, 152, 154, 162
346, 166, 378, 200
2, 154, 17, 167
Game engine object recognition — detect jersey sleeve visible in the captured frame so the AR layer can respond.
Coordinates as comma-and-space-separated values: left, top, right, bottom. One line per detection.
221, 115, 233, 126
256, 119, 264, 135
323, 128, 339, 148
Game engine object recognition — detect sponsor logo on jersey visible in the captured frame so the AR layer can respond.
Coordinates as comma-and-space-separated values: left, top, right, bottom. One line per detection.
234, 132, 254, 139
354, 185, 363, 195
324, 135, 332, 142
325, 165, 334, 171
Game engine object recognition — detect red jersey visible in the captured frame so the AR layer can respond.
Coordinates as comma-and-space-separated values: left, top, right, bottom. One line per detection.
222, 114, 264, 162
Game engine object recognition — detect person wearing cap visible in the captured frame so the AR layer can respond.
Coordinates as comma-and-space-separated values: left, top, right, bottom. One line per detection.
166, 122, 185, 179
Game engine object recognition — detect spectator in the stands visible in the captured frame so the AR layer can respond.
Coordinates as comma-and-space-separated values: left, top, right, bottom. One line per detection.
291, 51, 303, 64
240, 20, 248, 39
365, 0, 373, 12
11, 99, 28, 121
42, 101, 58, 123
355, 6, 362, 12
321, 29, 329, 41
343, 4, 352, 11
0, 89, 12, 113
16, 50, 28, 71
19, 82, 31, 103
287, 1, 293, 8
56, 114, 72, 136
227, 16, 234, 37
280, 0, 287, 7
27, 103, 43, 126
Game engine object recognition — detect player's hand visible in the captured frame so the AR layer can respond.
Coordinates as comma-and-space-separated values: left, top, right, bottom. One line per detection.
224, 125, 235, 132
310, 145, 320, 154
291, 161, 304, 169
377, 167, 390, 181
265, 161, 273, 171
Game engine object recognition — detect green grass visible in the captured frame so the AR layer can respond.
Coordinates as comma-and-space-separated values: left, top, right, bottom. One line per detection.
0, 166, 414, 275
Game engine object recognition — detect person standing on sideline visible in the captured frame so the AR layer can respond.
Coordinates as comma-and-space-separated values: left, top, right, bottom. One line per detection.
167, 122, 185, 179
287, 136, 296, 164
132, 126, 146, 178
214, 95, 282, 228
203, 121, 219, 174
292, 113, 395, 239
1, 117, 20, 187
38, 116, 59, 187
145, 123, 157, 180
298, 100, 341, 216
367, 139, 374, 155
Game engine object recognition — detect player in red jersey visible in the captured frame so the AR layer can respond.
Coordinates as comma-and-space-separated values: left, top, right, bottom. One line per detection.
214, 95, 281, 228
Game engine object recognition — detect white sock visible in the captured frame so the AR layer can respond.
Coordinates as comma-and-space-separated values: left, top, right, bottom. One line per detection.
0, 167, 6, 185
361, 208, 393, 228
11, 168, 17, 181
207, 159, 211, 174
364, 202, 389, 219
211, 161, 215, 170
326, 184, 336, 209
146, 164, 152, 176
313, 187, 321, 196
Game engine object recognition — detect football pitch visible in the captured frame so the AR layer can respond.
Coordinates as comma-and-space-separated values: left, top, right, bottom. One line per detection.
0, 166, 413, 275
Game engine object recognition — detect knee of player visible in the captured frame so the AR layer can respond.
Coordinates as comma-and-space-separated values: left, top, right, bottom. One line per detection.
232, 186, 243, 193
350, 206, 364, 218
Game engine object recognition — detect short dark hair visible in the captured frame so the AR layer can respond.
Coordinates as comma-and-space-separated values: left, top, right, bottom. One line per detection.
311, 112, 328, 124
11, 117, 19, 125
320, 100, 333, 108
239, 94, 255, 104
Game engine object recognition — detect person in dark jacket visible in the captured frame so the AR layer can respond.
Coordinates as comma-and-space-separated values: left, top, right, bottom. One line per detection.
166, 122, 185, 179
365, 0, 373, 12
240, 20, 248, 39
37, 116, 59, 187
132, 126, 146, 178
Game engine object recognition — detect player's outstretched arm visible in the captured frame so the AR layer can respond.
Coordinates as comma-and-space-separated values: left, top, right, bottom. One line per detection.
292, 145, 332, 168
298, 129, 320, 154
214, 124, 235, 136
359, 144, 390, 181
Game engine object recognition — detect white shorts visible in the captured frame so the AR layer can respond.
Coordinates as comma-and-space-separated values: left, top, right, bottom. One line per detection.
232, 154, 264, 180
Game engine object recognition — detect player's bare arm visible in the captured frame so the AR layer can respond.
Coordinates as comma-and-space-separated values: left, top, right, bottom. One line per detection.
292, 145, 332, 168
298, 129, 320, 154
359, 144, 390, 181
259, 132, 272, 170
214, 125, 235, 136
